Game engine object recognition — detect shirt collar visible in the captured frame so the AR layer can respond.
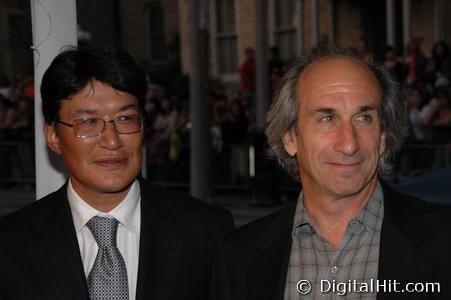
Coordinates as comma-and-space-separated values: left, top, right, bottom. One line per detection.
292, 192, 314, 236
293, 181, 384, 237
354, 181, 384, 233
67, 179, 141, 233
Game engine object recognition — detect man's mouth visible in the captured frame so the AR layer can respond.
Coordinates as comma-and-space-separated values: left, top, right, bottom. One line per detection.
94, 157, 128, 168
326, 161, 363, 171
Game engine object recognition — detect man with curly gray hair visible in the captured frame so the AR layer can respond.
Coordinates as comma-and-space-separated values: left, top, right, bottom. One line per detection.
213, 46, 451, 300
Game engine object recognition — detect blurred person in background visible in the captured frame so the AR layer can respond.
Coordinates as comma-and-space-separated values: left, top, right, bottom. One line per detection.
269, 47, 285, 95
0, 75, 13, 101
427, 88, 451, 169
239, 47, 256, 107
405, 39, 428, 86
383, 46, 403, 83
221, 98, 249, 185
430, 88, 451, 127
21, 74, 35, 99
353, 37, 374, 64
9, 97, 35, 181
406, 85, 435, 143
152, 97, 178, 180
427, 41, 451, 87
0, 95, 15, 131
400, 85, 436, 174
154, 97, 178, 141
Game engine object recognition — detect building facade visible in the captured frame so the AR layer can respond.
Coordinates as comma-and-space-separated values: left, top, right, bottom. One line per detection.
0, 0, 450, 86
178, 0, 451, 85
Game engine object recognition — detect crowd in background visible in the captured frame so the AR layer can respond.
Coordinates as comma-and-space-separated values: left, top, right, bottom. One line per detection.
0, 74, 35, 186
1, 39, 451, 188
383, 40, 451, 175
143, 82, 251, 185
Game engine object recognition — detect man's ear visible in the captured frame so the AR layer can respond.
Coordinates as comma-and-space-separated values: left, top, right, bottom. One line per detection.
44, 123, 62, 155
282, 130, 298, 156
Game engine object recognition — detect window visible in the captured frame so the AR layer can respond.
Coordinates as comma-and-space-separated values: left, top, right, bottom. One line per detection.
215, 0, 238, 74
274, 0, 297, 60
148, 2, 166, 60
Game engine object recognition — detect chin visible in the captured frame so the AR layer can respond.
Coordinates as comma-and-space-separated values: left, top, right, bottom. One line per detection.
95, 177, 136, 193
330, 177, 374, 198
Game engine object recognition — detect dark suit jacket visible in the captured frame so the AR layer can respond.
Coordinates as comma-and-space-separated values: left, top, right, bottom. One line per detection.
0, 179, 234, 300
213, 183, 451, 300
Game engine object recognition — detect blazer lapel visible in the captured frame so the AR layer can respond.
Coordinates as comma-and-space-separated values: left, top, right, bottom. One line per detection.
377, 185, 438, 299
247, 202, 296, 300
31, 185, 89, 299
136, 183, 182, 300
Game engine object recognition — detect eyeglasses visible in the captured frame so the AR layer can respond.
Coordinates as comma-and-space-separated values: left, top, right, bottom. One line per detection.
55, 115, 145, 138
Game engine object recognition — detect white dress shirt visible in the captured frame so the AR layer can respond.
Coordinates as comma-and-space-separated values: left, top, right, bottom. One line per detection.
67, 179, 141, 300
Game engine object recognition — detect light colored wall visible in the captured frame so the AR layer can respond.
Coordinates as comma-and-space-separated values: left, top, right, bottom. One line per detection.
177, 0, 449, 77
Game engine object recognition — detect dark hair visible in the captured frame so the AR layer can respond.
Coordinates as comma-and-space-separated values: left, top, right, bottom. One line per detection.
435, 88, 450, 105
432, 40, 450, 60
41, 46, 147, 124
266, 45, 409, 179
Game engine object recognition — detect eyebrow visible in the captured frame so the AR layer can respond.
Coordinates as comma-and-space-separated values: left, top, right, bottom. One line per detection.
72, 103, 140, 118
357, 105, 378, 113
118, 103, 140, 112
310, 104, 378, 116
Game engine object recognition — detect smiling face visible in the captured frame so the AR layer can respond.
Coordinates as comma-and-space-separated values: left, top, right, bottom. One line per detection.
283, 57, 385, 200
45, 80, 143, 204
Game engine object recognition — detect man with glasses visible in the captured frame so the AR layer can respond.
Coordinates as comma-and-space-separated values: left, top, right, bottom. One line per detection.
0, 47, 233, 300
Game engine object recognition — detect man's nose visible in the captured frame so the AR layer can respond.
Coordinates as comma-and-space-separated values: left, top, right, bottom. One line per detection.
98, 121, 123, 150
333, 122, 360, 156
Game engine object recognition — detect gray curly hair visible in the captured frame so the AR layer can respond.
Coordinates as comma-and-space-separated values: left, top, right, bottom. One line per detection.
266, 46, 408, 179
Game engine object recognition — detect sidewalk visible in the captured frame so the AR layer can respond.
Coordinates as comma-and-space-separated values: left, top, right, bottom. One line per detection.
212, 192, 287, 227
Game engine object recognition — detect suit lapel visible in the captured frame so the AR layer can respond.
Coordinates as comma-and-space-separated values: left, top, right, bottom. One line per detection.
31, 184, 89, 299
377, 184, 438, 299
136, 182, 182, 300
247, 202, 297, 300
238, 184, 441, 300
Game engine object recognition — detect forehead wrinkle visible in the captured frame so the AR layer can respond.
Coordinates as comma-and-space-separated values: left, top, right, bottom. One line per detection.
297, 58, 383, 115
299, 57, 381, 92
308, 83, 380, 97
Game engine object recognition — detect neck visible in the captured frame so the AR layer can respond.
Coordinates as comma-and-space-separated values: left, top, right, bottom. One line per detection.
70, 180, 132, 213
302, 178, 378, 248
